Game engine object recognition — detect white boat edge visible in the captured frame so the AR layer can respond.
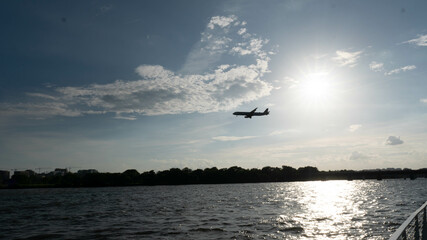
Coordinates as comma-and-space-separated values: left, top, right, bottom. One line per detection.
389, 200, 427, 240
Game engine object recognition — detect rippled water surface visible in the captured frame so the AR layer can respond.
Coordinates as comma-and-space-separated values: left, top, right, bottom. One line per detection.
1, 179, 426, 239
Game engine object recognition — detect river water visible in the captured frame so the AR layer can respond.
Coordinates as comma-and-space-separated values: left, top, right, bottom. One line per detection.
1, 179, 426, 239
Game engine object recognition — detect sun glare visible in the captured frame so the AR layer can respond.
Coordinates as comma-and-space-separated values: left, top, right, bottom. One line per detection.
297, 71, 336, 108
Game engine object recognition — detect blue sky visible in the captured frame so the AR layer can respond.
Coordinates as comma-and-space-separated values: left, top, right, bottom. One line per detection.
1, 0, 426, 172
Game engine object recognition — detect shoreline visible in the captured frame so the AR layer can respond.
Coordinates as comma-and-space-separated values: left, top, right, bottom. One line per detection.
1, 166, 426, 189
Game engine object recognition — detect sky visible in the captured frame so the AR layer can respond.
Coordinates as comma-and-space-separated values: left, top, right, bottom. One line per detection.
1, 0, 427, 173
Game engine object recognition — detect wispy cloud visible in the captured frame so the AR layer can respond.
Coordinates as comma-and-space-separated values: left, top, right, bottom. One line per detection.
237, 28, 247, 35
369, 61, 416, 76
231, 38, 269, 58
181, 15, 269, 74
333, 50, 363, 67
281, 76, 299, 89
113, 115, 137, 121
385, 136, 404, 145
349, 124, 362, 132
269, 129, 299, 136
420, 99, 427, 104
0, 102, 81, 119
26, 93, 58, 100
369, 61, 384, 72
207, 15, 238, 29
385, 65, 416, 76
1, 15, 274, 120
403, 34, 427, 46
212, 136, 256, 141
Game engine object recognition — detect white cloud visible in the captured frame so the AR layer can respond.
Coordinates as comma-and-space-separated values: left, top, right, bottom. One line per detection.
385, 65, 416, 76
269, 129, 299, 136
181, 15, 270, 74
349, 124, 362, 132
231, 38, 269, 58
369, 62, 416, 76
207, 15, 238, 29
53, 64, 272, 116
369, 61, 384, 72
135, 65, 173, 79
1, 15, 274, 120
26, 93, 58, 100
237, 28, 247, 35
212, 136, 256, 141
333, 50, 363, 67
113, 115, 137, 121
385, 136, 404, 145
404, 34, 427, 46
420, 99, 427, 104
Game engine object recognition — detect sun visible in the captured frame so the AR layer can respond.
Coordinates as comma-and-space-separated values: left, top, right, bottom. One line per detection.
297, 71, 336, 108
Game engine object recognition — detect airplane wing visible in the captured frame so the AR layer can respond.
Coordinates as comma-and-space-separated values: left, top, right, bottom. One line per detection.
245, 108, 257, 118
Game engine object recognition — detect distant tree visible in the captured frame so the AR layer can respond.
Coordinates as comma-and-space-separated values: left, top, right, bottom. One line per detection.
297, 166, 319, 180
140, 170, 156, 185
121, 169, 140, 185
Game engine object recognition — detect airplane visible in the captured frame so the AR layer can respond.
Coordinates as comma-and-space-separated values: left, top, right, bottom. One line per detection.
233, 108, 269, 118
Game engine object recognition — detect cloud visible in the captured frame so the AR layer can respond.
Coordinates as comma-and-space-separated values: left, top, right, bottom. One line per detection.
281, 76, 299, 89
237, 28, 247, 35
212, 136, 256, 141
403, 34, 427, 46
349, 124, 362, 132
385, 136, 404, 145
54, 63, 272, 117
207, 15, 238, 29
26, 93, 58, 100
385, 65, 416, 76
181, 15, 268, 74
269, 129, 299, 136
420, 99, 427, 104
1, 15, 274, 120
0, 102, 81, 119
369, 61, 384, 72
333, 50, 363, 67
135, 65, 173, 79
369, 62, 416, 76
113, 115, 137, 121
231, 38, 269, 58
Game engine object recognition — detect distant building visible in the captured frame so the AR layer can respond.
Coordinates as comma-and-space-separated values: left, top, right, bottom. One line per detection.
13, 170, 36, 177
0, 170, 10, 184
77, 169, 98, 175
51, 168, 68, 176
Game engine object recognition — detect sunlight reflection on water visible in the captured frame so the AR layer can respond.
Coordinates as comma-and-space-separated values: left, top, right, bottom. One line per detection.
1, 179, 426, 239
294, 181, 366, 239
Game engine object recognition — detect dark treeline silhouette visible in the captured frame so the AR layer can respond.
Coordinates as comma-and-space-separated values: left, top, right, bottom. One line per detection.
2, 166, 427, 188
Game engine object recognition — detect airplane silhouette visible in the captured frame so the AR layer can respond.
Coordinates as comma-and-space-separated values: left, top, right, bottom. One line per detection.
233, 108, 269, 118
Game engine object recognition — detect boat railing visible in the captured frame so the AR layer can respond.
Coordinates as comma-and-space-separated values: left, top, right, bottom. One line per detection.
389, 201, 427, 240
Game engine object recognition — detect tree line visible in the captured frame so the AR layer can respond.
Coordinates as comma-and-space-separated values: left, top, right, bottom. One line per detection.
3, 166, 427, 188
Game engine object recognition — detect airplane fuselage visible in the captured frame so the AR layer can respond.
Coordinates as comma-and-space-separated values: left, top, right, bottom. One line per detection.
233, 108, 269, 118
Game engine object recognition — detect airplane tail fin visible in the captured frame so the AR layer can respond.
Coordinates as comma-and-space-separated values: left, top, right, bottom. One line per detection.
264, 108, 269, 115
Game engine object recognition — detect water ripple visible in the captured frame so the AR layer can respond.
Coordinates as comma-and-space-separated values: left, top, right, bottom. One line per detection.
0, 179, 426, 239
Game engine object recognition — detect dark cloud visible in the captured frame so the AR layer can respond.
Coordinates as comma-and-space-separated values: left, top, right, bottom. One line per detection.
385, 136, 404, 145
